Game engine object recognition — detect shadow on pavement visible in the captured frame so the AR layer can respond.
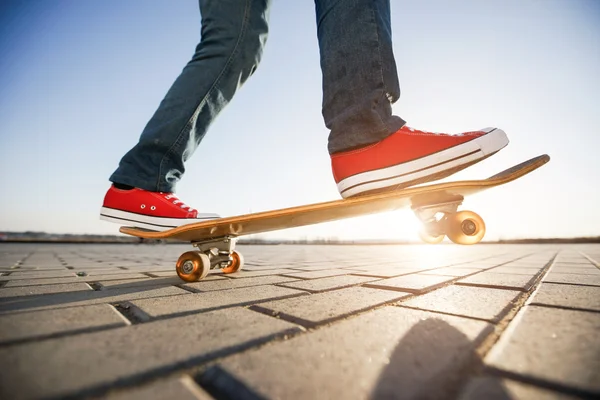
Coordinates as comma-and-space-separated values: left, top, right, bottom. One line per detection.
370, 318, 508, 399
199, 316, 511, 399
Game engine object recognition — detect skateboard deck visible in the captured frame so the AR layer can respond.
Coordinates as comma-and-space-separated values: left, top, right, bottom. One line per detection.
120, 154, 549, 281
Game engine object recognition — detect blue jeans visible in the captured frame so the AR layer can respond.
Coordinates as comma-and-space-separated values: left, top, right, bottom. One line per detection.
110, 0, 405, 192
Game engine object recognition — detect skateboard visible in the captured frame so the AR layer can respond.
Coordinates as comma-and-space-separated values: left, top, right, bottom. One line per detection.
120, 154, 550, 282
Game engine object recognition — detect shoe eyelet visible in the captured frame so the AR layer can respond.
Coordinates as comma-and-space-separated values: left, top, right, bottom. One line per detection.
150, 206, 156, 211
141, 204, 146, 209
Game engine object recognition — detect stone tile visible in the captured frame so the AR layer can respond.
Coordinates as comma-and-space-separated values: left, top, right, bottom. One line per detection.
457, 272, 538, 291
183, 276, 299, 292
550, 266, 600, 275
280, 269, 351, 279
95, 277, 192, 290
487, 306, 600, 393
251, 287, 408, 327
69, 267, 131, 272
543, 272, 600, 287
552, 260, 594, 266
200, 307, 491, 400
0, 270, 75, 280
3, 273, 149, 287
0, 304, 127, 344
242, 264, 301, 271
104, 376, 213, 400
284, 264, 342, 271
458, 376, 580, 400
0, 282, 92, 298
399, 285, 522, 322
131, 286, 306, 318
351, 267, 427, 278
218, 269, 300, 279
529, 283, 600, 312
485, 266, 542, 276
277, 274, 380, 293
420, 267, 485, 277
0, 286, 189, 314
145, 271, 186, 278
364, 273, 455, 293
0, 308, 300, 400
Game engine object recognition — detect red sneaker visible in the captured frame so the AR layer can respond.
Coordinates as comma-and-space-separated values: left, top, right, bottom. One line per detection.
331, 126, 509, 198
100, 185, 219, 231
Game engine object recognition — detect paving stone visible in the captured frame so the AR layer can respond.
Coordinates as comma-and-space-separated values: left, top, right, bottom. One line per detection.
0, 270, 76, 280
0, 307, 300, 400
145, 271, 188, 278
80, 269, 158, 276
131, 286, 306, 318
340, 264, 386, 271
553, 260, 593, 265
458, 376, 580, 400
0, 304, 128, 344
485, 266, 542, 276
277, 274, 380, 293
543, 272, 600, 287
550, 266, 600, 275
363, 273, 455, 293
0, 285, 188, 314
70, 264, 131, 275
95, 277, 195, 290
399, 285, 522, 322
529, 283, 600, 312
0, 282, 92, 298
280, 269, 351, 279
420, 267, 485, 277
284, 264, 343, 271
3, 273, 150, 287
213, 269, 300, 279
121, 266, 176, 272
457, 272, 538, 291
251, 287, 408, 327
183, 276, 299, 292
487, 306, 600, 393
243, 264, 301, 271
201, 307, 491, 400
104, 376, 213, 400
351, 267, 427, 278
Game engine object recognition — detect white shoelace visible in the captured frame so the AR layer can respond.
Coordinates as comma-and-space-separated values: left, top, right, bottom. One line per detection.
162, 193, 196, 213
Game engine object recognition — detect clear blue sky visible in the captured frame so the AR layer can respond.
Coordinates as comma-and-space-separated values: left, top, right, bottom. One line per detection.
1, 0, 599, 241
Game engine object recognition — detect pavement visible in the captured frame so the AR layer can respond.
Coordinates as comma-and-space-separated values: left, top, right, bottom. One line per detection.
0, 242, 598, 400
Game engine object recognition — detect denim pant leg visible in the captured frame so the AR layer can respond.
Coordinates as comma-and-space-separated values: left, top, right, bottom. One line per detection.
110, 0, 272, 192
315, 0, 405, 154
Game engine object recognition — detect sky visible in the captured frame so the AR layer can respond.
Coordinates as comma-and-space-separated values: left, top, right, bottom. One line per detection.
0, 0, 599, 242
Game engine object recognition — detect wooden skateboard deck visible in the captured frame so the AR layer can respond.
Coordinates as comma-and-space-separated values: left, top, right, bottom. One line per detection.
121, 154, 549, 242
120, 154, 549, 281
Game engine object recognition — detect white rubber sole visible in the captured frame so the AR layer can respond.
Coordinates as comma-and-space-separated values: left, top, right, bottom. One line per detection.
100, 207, 219, 231
337, 128, 509, 198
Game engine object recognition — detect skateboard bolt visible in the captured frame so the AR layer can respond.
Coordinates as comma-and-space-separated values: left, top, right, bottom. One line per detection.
182, 260, 195, 274
461, 219, 477, 236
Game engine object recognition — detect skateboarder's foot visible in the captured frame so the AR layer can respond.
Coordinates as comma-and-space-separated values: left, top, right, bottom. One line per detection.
100, 185, 219, 231
331, 125, 509, 198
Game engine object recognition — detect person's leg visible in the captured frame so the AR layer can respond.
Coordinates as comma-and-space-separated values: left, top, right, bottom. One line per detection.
101, 0, 272, 231
315, 0, 405, 154
316, 0, 508, 198
110, 0, 272, 193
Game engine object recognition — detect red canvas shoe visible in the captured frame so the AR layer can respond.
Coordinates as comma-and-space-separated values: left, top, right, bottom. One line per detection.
331, 126, 509, 198
100, 185, 219, 231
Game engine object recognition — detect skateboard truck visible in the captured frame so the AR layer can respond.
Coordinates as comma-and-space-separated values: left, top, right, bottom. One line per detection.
411, 195, 486, 245
175, 235, 244, 282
